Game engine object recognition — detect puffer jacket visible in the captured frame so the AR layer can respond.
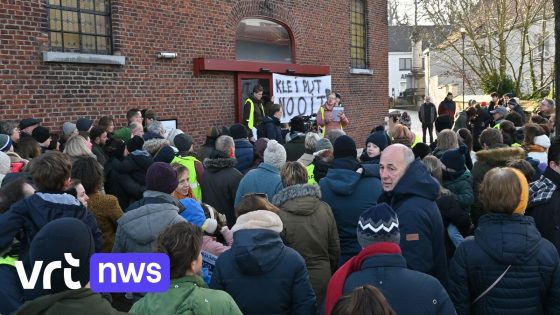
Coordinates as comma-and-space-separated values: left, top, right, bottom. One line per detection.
272, 184, 340, 304
233, 139, 253, 174
443, 169, 474, 213
113, 191, 186, 253
449, 213, 560, 315
210, 210, 317, 314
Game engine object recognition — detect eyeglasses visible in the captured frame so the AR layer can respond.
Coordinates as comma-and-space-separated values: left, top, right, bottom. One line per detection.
242, 192, 268, 199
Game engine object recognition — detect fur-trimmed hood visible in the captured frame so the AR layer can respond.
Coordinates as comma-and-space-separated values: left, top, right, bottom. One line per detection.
203, 157, 237, 170
475, 146, 525, 166
232, 210, 283, 233
271, 184, 323, 216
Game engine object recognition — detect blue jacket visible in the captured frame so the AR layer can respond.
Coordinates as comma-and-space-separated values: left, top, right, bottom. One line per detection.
449, 213, 560, 315
262, 116, 284, 144
320, 163, 382, 265
233, 139, 254, 174
210, 228, 317, 314
0, 193, 103, 261
343, 254, 455, 315
234, 163, 283, 206
378, 159, 448, 287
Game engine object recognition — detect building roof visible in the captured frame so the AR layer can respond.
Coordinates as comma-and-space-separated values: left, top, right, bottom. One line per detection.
389, 26, 451, 52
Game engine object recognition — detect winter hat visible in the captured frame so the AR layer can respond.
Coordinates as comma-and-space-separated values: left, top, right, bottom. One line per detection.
153, 145, 176, 163
31, 126, 50, 143
511, 168, 529, 215
366, 131, 388, 151
0, 151, 10, 175
534, 135, 551, 149
357, 203, 400, 248
440, 146, 466, 173
174, 134, 193, 152
229, 123, 248, 140
126, 135, 144, 153
62, 122, 77, 137
263, 140, 287, 170
19, 118, 41, 130
435, 115, 453, 133
29, 218, 95, 293
399, 112, 411, 128
166, 128, 183, 146
254, 138, 269, 162
104, 138, 126, 159
76, 117, 93, 132
113, 127, 132, 142
412, 142, 431, 160
333, 135, 357, 159
0, 134, 12, 152
145, 162, 179, 194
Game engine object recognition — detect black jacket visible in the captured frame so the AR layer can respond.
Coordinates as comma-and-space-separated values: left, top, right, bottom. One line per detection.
283, 132, 306, 162
262, 116, 284, 144
418, 102, 437, 125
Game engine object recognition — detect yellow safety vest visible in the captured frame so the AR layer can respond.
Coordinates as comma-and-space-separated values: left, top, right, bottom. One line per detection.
411, 134, 422, 148
306, 163, 317, 185
320, 106, 343, 137
171, 155, 202, 201
0, 256, 17, 267
493, 123, 501, 130
245, 98, 265, 130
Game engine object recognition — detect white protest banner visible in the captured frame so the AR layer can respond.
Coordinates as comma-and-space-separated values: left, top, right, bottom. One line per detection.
272, 73, 332, 123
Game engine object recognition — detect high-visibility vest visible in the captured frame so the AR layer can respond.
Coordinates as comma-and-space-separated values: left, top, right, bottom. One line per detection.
245, 98, 265, 130
171, 155, 202, 201
493, 123, 501, 130
411, 134, 422, 148
320, 106, 343, 137
0, 255, 17, 267
306, 163, 317, 185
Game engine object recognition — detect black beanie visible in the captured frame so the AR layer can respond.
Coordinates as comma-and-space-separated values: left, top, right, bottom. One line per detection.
32, 126, 51, 143
229, 124, 248, 140
154, 145, 176, 163
366, 131, 388, 151
333, 135, 357, 159
412, 142, 432, 160
174, 134, 193, 152
29, 218, 95, 293
126, 135, 144, 153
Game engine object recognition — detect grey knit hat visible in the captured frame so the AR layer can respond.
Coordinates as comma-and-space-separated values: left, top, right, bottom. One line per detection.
263, 140, 286, 170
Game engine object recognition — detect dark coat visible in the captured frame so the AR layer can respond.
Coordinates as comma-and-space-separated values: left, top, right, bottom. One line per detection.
511, 103, 526, 124
262, 116, 284, 144
233, 139, 253, 174
378, 159, 449, 287
104, 157, 145, 210
113, 151, 153, 187
234, 162, 283, 207
0, 193, 103, 261
344, 254, 456, 315
210, 221, 317, 315
419, 102, 437, 125
438, 98, 456, 122
91, 143, 108, 167
320, 161, 382, 265
312, 155, 332, 184
436, 193, 472, 259
449, 214, 560, 315
283, 133, 306, 162
272, 184, 340, 304
200, 157, 243, 228
526, 167, 560, 254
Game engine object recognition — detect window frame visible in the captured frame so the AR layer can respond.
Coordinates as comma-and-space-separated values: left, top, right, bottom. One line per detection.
350, 0, 368, 70
47, 0, 113, 55
235, 17, 296, 64
399, 58, 412, 71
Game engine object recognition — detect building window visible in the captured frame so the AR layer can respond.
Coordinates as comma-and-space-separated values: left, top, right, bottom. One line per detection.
236, 18, 292, 63
48, 0, 112, 54
350, 0, 367, 69
399, 58, 412, 70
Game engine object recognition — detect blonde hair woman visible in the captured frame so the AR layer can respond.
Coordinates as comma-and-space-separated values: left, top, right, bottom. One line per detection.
63, 135, 95, 162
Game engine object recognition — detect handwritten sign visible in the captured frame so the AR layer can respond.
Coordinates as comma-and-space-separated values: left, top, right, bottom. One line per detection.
273, 73, 332, 123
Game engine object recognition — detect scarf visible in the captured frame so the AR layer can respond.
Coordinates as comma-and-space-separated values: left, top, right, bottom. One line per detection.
173, 188, 194, 200
526, 144, 546, 153
325, 242, 401, 315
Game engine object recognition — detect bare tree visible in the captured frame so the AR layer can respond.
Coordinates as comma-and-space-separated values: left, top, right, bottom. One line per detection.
387, 0, 410, 26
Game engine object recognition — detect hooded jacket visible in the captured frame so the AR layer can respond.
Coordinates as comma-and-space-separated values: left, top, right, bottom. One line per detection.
113, 150, 153, 186
234, 163, 283, 207
233, 138, 254, 174
113, 191, 186, 253
449, 214, 560, 315
131, 275, 242, 315
210, 210, 317, 315
272, 184, 340, 303
320, 160, 382, 265
378, 159, 448, 287
200, 156, 243, 228
262, 116, 284, 144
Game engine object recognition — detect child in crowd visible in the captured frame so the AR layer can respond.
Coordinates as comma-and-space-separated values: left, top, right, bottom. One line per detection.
359, 131, 388, 164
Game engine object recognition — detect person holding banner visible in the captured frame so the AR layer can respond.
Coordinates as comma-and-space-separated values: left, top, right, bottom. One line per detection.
242, 84, 266, 140
317, 92, 349, 136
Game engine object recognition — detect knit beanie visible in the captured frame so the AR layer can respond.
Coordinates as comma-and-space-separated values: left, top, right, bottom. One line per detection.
113, 127, 132, 142
534, 135, 551, 149
62, 122, 77, 137
511, 168, 529, 215
76, 117, 93, 132
263, 140, 287, 170
229, 123, 248, 140
126, 135, 144, 153
366, 131, 388, 151
435, 115, 453, 133
153, 145, 176, 163
0, 134, 12, 152
145, 162, 179, 194
32, 126, 51, 143
399, 112, 411, 128
412, 142, 431, 160
314, 138, 333, 154
166, 128, 184, 146
357, 203, 400, 248
254, 138, 269, 162
174, 134, 193, 152
29, 218, 95, 293
440, 146, 466, 173
0, 151, 10, 175
333, 135, 357, 159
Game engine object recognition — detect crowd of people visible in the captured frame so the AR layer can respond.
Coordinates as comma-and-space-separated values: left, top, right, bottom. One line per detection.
0, 90, 559, 315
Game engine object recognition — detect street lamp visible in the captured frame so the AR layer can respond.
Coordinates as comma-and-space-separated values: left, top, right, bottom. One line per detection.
460, 28, 466, 111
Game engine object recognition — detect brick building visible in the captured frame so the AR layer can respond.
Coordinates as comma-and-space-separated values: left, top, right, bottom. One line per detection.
1, 0, 388, 144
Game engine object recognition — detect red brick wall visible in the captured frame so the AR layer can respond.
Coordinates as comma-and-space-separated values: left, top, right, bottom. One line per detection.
0, 0, 388, 146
